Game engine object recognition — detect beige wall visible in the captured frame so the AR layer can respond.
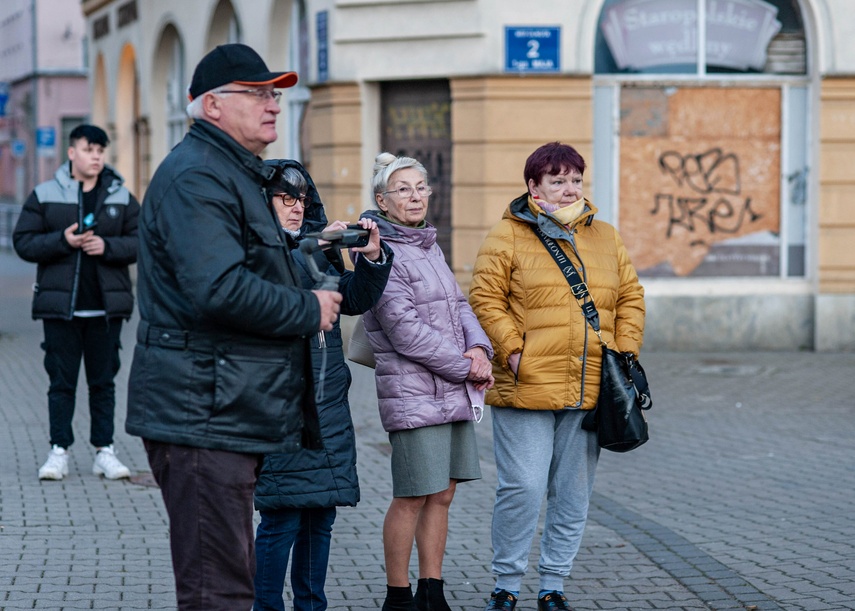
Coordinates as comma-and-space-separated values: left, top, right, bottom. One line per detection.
308, 75, 596, 286
309, 76, 593, 286
307, 83, 363, 226
450, 76, 593, 285
818, 78, 855, 294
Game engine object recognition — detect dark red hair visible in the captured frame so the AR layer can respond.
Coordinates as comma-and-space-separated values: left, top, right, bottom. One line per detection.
523, 142, 586, 187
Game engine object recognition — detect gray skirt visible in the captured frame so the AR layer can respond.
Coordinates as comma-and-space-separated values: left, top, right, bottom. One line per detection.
389, 420, 481, 498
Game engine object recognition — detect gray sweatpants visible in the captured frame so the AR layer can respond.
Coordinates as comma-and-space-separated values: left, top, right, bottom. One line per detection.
490, 406, 599, 593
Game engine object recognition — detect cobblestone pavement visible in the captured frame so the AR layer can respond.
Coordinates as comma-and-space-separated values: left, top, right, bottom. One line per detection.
1, 249, 854, 610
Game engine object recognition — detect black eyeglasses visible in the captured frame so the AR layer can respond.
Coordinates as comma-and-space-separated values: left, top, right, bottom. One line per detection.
272, 193, 308, 207
215, 89, 283, 104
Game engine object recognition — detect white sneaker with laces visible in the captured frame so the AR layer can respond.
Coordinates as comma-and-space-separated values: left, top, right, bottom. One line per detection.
92, 445, 131, 479
39, 445, 69, 480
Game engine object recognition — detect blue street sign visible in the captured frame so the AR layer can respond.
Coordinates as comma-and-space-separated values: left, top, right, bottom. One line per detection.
505, 26, 561, 73
317, 11, 329, 83
36, 126, 56, 157
11, 139, 26, 158
36, 126, 55, 147
0, 82, 9, 117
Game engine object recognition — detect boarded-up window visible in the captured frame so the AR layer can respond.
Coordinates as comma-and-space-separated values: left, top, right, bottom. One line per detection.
593, 0, 809, 279
619, 86, 781, 276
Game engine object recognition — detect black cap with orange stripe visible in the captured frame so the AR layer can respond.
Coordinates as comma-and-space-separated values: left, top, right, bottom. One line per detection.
188, 43, 298, 101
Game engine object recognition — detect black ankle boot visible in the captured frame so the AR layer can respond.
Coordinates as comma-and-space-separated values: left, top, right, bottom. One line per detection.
414, 578, 452, 611
382, 584, 417, 611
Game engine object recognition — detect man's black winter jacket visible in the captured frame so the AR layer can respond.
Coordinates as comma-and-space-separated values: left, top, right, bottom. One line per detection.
126, 120, 323, 455
13, 163, 140, 320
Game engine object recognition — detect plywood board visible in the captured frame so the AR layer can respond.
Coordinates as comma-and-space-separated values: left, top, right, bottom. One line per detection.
619, 87, 781, 276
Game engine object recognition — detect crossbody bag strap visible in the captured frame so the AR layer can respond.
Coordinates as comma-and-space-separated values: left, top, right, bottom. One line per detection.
531, 226, 603, 341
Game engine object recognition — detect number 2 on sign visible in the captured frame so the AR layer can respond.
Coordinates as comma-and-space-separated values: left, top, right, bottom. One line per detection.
527, 40, 540, 58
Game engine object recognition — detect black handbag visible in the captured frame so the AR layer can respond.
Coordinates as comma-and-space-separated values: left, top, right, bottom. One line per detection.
581, 347, 651, 452
532, 225, 652, 452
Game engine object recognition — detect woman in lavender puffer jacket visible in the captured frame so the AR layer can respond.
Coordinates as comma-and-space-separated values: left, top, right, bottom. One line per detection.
358, 153, 494, 611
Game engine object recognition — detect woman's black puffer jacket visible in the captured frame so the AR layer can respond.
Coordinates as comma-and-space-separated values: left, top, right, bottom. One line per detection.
254, 159, 393, 510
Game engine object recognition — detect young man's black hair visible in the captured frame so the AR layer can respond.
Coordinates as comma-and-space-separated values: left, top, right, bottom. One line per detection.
69, 124, 110, 147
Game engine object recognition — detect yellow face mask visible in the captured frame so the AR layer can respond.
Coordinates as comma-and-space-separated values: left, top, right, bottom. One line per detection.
550, 199, 586, 225
530, 196, 586, 225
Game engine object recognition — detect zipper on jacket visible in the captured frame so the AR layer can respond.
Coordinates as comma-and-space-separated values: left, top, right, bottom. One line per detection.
575, 321, 587, 408
67, 184, 84, 320
513, 332, 525, 384
565, 230, 587, 409
314, 330, 328, 404
544, 223, 588, 408
534, 208, 591, 409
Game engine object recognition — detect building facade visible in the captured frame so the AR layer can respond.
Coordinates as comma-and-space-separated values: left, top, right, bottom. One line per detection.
81, 0, 855, 351
0, 0, 89, 224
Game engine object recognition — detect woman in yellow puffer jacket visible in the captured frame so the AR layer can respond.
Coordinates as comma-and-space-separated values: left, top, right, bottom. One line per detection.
469, 142, 645, 611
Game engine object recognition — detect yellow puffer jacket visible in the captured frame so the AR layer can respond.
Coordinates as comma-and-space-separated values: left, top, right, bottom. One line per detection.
469, 194, 645, 411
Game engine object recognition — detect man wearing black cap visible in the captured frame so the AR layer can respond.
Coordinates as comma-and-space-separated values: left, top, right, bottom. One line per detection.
126, 43, 342, 610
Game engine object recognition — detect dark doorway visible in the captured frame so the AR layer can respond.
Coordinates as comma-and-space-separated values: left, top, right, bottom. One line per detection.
380, 80, 452, 261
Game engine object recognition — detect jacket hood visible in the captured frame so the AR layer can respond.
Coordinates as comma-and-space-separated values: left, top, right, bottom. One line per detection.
360, 208, 437, 250
505, 192, 598, 230
55, 161, 126, 195
263, 158, 328, 236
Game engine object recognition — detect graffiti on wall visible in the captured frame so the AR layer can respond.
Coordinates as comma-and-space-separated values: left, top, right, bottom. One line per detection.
653, 147, 763, 244
618, 87, 781, 276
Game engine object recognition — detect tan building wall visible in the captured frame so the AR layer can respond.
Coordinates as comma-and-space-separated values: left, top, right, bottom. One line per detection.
307, 76, 596, 286
818, 78, 855, 294
307, 83, 363, 227
450, 76, 593, 285
815, 77, 855, 350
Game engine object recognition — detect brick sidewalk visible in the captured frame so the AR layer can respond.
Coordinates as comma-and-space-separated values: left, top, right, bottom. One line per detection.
1, 250, 854, 610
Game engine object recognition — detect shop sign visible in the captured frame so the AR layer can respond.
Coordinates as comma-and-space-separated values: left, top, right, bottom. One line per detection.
601, 0, 782, 71
505, 26, 561, 73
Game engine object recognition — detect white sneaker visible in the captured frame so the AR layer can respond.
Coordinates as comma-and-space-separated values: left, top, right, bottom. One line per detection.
39, 445, 69, 480
92, 445, 131, 480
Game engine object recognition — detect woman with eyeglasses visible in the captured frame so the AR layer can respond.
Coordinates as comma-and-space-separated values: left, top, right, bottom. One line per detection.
469, 142, 645, 611
253, 159, 394, 611
357, 152, 495, 611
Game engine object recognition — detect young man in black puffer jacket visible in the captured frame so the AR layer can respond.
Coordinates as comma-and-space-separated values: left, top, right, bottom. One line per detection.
13, 123, 140, 482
